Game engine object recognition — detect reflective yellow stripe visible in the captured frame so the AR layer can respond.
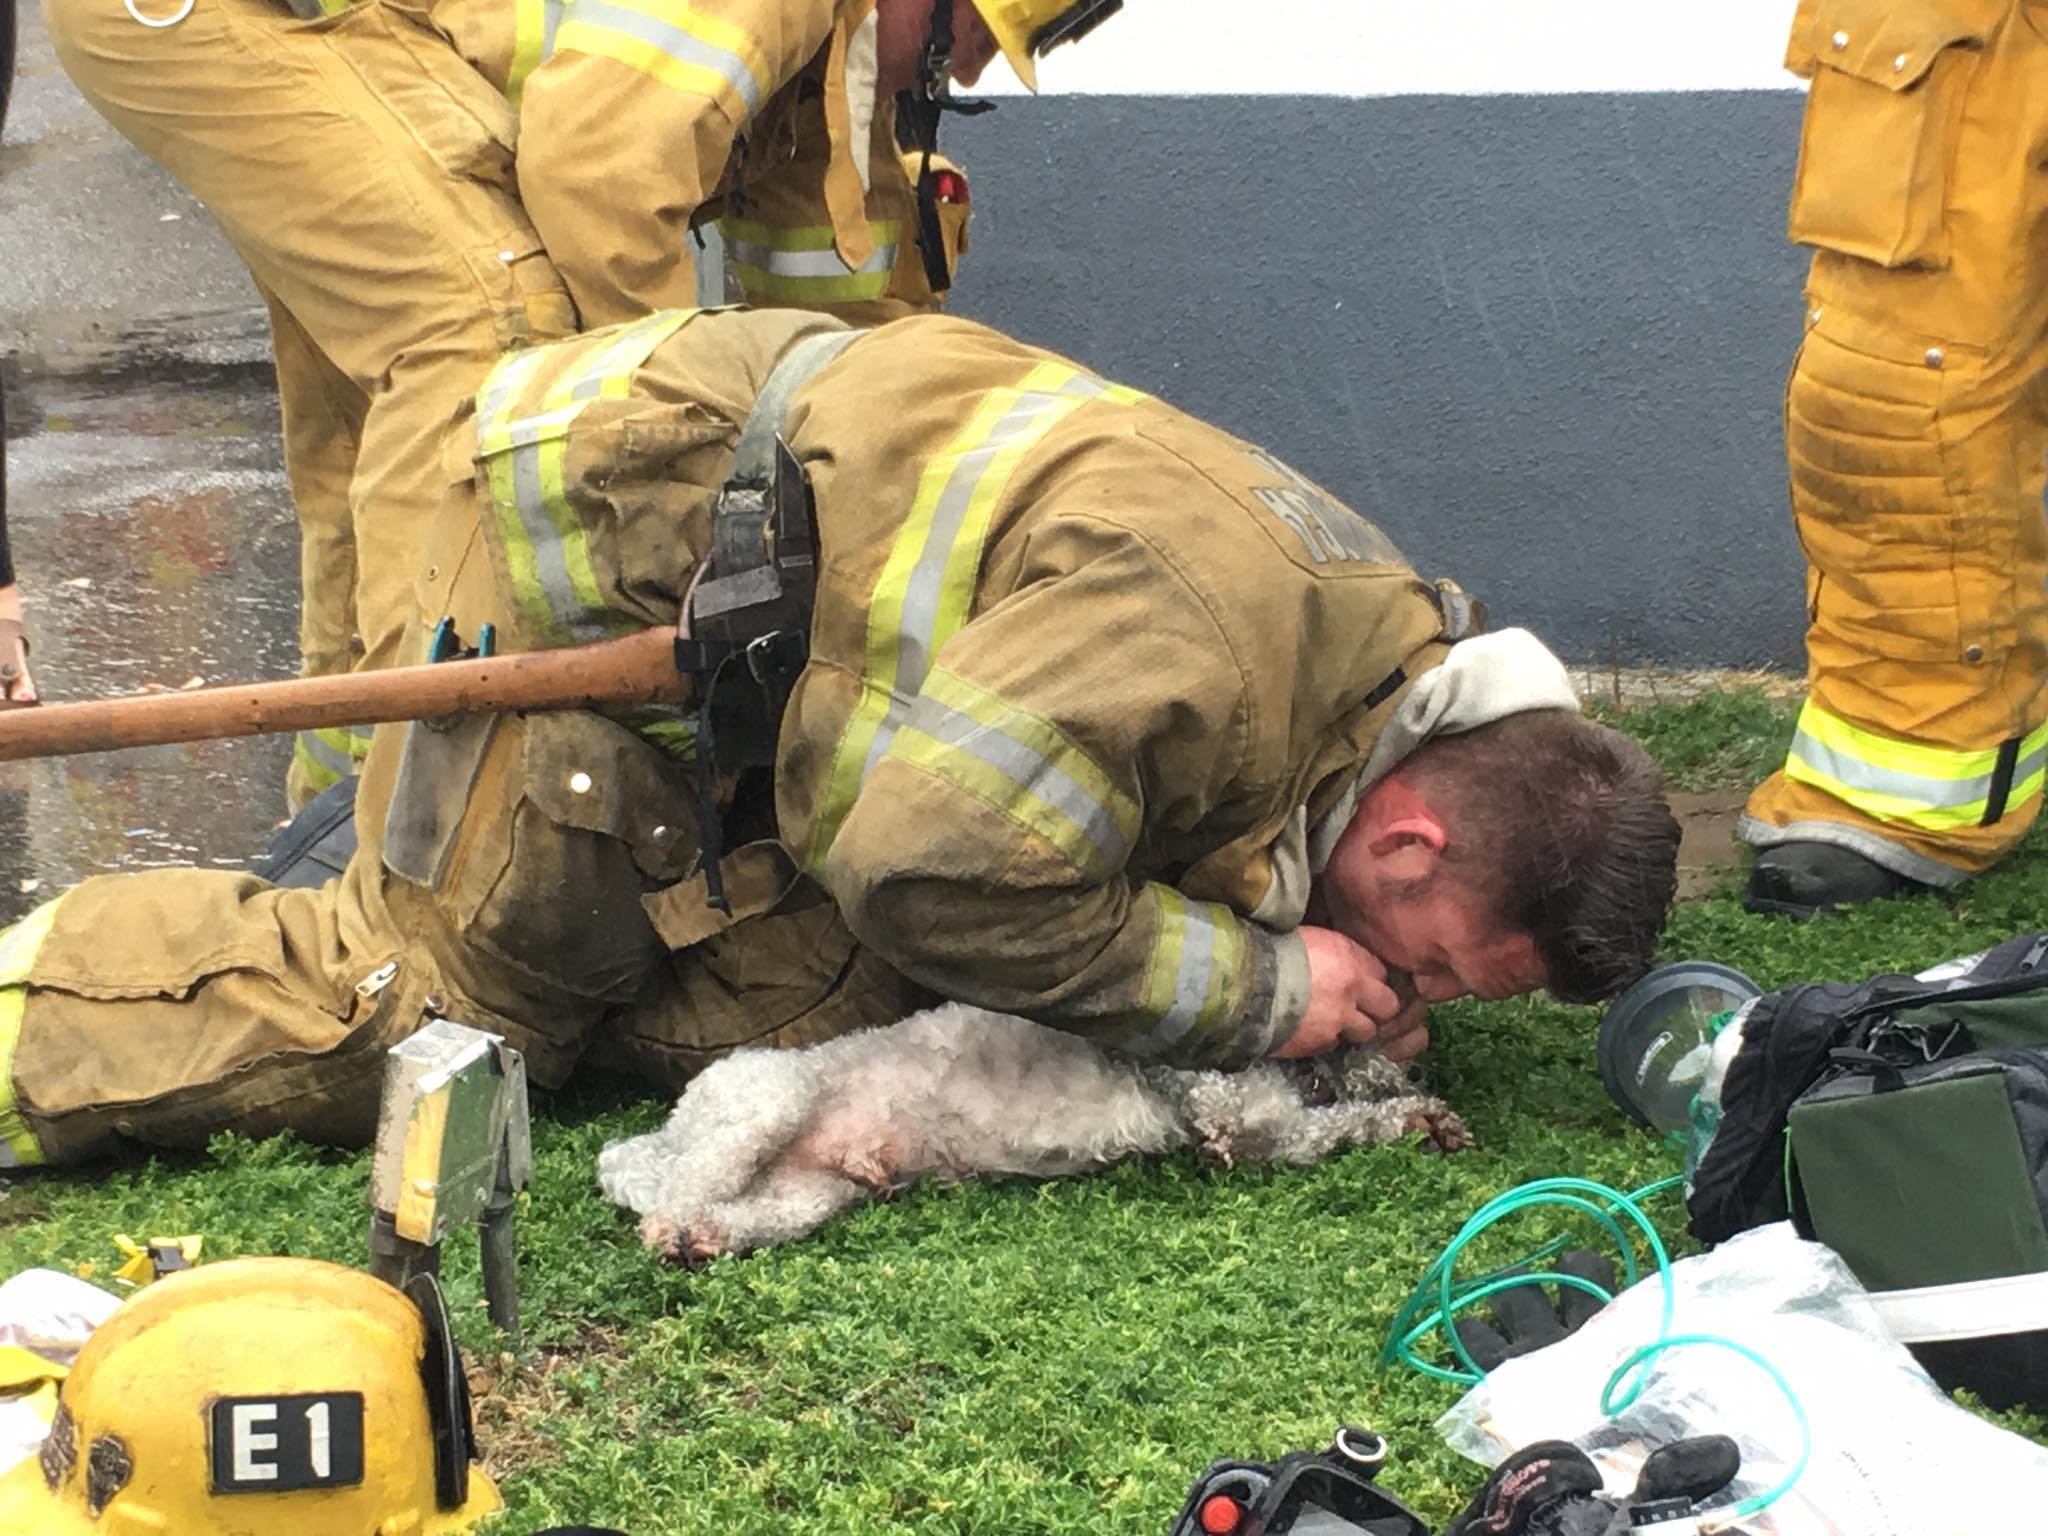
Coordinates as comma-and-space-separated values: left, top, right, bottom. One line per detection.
292, 725, 368, 795
614, 711, 698, 762
1786, 702, 2048, 831
506, 0, 567, 104
886, 664, 1139, 880
477, 311, 693, 456
475, 345, 554, 456
0, 899, 65, 1168
552, 0, 769, 111
475, 312, 695, 645
1118, 888, 1244, 1059
805, 362, 1144, 870
722, 217, 900, 304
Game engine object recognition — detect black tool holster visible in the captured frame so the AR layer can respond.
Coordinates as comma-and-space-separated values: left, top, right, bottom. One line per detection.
676, 329, 863, 911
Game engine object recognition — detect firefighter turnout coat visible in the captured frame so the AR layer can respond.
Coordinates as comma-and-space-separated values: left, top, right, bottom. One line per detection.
0, 310, 1503, 1166
44, 0, 959, 809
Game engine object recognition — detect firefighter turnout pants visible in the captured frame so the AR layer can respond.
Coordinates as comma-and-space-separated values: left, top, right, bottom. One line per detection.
43, 0, 578, 810
0, 314, 923, 1167
1743, 0, 2048, 883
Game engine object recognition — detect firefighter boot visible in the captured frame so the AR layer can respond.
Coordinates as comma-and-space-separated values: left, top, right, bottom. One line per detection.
1745, 841, 1932, 920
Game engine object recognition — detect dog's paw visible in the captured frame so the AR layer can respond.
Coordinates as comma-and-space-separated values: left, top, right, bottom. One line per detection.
838, 1146, 900, 1197
640, 1212, 732, 1267
1407, 1104, 1473, 1155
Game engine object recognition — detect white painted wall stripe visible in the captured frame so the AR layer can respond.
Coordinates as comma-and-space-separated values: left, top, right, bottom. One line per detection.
975, 1, 1802, 98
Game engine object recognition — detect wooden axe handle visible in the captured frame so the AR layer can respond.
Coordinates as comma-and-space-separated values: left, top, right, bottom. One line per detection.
0, 627, 691, 762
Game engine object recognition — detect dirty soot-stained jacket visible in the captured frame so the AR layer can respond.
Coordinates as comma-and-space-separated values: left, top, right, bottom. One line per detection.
467, 310, 1470, 1068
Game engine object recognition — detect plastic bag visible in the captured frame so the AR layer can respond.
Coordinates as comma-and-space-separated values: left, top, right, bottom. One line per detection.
1436, 1224, 2048, 1532
0, 1269, 119, 1476
0, 1268, 119, 1365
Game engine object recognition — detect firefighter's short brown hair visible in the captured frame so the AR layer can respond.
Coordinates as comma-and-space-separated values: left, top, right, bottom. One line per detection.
1403, 709, 1681, 1004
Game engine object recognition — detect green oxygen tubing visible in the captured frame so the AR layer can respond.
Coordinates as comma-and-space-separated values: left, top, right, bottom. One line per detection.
1382, 1174, 1812, 1526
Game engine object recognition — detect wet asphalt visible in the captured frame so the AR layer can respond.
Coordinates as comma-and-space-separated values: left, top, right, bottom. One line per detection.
3, 4, 296, 926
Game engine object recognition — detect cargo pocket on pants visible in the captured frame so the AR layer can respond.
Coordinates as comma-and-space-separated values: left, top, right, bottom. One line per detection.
6, 873, 397, 1153
1786, 315, 1973, 662
434, 713, 699, 1003
1786, 0, 2007, 268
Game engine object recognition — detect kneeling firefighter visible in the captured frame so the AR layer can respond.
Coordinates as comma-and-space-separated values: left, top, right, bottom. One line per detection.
44, 0, 1121, 809
0, 306, 1679, 1166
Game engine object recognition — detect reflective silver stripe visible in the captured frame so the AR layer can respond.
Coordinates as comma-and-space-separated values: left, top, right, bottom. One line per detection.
507, 443, 604, 642
565, 0, 763, 112
1165, 906, 1220, 1044
2016, 741, 2048, 796
295, 729, 356, 784
541, 0, 564, 55
1789, 727, 1999, 810
862, 374, 1110, 781
489, 312, 695, 454
476, 348, 548, 451
901, 694, 1130, 869
723, 235, 897, 280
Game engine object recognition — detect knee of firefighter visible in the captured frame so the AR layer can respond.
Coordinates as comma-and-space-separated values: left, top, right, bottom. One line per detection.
595, 905, 929, 1093
1786, 0, 2005, 270
406, 712, 699, 1003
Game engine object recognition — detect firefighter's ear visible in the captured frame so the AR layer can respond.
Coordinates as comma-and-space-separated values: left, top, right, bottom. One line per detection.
1364, 814, 1446, 885
1356, 776, 1450, 876
1365, 814, 1447, 859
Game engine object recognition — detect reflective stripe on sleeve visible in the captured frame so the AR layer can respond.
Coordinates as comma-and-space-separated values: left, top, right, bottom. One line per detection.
885, 664, 1140, 880
0, 900, 64, 1167
1116, 888, 1246, 1060
551, 0, 768, 112
1785, 701, 2048, 832
506, 0, 567, 104
292, 726, 368, 796
473, 312, 695, 645
722, 217, 899, 304
806, 361, 1144, 870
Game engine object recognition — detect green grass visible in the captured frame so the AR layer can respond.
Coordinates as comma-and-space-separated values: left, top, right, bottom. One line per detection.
4, 684, 2046, 1532
1588, 684, 1799, 792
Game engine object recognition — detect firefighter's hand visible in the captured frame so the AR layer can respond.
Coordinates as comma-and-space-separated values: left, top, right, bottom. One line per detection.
0, 585, 37, 708
1276, 926, 1426, 1060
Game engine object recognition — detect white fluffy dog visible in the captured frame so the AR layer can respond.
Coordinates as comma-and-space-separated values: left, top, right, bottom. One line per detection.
599, 1003, 1471, 1265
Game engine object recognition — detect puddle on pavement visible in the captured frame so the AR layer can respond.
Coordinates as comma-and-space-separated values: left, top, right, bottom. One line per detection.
1, 366, 299, 926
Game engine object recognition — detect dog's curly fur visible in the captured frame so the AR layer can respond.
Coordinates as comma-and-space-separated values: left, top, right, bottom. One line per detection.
599, 1003, 1471, 1265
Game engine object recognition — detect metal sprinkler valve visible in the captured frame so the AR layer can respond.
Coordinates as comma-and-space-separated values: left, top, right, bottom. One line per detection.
369, 1018, 533, 1346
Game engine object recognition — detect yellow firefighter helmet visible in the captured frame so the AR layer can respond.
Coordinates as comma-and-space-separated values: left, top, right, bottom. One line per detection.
969, 0, 1123, 90
0, 1257, 502, 1534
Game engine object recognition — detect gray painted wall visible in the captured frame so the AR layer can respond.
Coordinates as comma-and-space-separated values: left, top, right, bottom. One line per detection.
950, 90, 1814, 669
